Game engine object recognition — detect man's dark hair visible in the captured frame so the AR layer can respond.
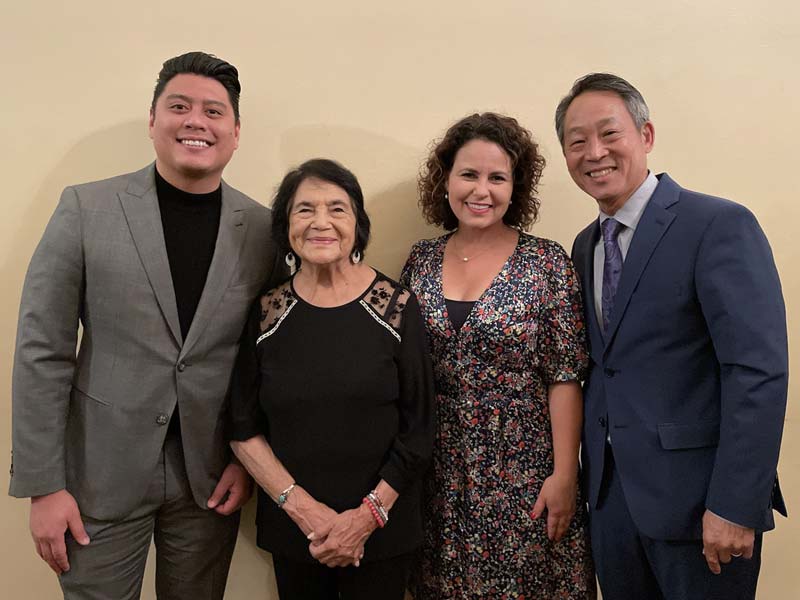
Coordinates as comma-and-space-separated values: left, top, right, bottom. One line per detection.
555, 73, 650, 148
151, 52, 242, 122
271, 159, 371, 268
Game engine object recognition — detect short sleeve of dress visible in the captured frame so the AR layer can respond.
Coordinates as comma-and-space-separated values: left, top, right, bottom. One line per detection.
536, 242, 589, 384
378, 292, 436, 493
226, 299, 267, 441
399, 242, 420, 288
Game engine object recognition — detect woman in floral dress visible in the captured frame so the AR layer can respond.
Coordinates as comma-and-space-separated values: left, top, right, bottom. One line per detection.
402, 113, 595, 598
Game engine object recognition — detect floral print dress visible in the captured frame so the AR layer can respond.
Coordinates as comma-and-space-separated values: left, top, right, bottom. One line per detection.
401, 233, 596, 599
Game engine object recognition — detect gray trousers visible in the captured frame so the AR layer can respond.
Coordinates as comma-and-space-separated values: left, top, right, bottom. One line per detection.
59, 435, 240, 600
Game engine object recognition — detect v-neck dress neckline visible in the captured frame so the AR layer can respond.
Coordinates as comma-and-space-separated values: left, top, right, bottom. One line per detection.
436, 232, 523, 338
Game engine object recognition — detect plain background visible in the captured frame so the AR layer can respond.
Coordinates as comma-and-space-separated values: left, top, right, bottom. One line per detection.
1, 1, 797, 597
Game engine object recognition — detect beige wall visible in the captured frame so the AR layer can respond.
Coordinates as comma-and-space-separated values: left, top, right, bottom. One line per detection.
2, 1, 797, 597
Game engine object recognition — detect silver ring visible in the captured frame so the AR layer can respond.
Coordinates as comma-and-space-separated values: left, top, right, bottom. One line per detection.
731, 552, 743, 558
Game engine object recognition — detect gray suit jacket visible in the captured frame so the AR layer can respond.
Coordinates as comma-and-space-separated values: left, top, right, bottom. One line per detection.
10, 163, 277, 520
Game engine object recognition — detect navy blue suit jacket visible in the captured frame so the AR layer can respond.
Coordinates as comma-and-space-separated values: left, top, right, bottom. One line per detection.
571, 173, 788, 540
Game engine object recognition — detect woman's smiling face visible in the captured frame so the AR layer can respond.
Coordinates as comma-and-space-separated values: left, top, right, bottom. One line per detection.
446, 139, 514, 232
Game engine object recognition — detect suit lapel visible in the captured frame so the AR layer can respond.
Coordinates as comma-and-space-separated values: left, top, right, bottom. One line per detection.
575, 222, 605, 364
118, 165, 183, 346
180, 181, 247, 358
603, 174, 680, 347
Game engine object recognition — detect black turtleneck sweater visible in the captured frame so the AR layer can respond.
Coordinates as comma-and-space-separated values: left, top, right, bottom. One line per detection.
155, 169, 221, 435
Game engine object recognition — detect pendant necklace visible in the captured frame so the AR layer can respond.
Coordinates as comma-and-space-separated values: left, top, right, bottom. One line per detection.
452, 235, 491, 262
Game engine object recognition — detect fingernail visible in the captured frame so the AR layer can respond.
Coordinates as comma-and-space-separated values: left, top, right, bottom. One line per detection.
307, 532, 315, 540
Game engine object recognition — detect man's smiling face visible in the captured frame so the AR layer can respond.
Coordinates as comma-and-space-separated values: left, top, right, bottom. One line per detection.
149, 73, 240, 192
563, 90, 654, 214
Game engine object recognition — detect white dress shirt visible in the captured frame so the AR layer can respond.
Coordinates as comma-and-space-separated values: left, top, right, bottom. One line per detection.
593, 172, 660, 327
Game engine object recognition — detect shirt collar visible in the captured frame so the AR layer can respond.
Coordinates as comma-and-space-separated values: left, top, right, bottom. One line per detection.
597, 171, 659, 232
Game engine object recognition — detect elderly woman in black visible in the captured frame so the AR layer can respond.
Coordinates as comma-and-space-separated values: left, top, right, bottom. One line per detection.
228, 158, 434, 600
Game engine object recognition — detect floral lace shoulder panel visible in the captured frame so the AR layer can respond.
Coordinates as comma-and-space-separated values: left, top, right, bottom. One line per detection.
358, 275, 411, 343
257, 281, 296, 345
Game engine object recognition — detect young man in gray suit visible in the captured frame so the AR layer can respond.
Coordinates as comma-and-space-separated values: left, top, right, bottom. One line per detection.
10, 51, 278, 599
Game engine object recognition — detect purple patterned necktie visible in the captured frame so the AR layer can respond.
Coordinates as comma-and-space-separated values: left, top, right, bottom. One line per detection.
601, 218, 624, 331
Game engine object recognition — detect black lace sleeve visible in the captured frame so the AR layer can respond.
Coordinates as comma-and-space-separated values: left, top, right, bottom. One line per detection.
363, 276, 410, 338
258, 281, 296, 338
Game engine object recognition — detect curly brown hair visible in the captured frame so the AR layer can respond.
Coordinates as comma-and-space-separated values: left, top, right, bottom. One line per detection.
418, 112, 545, 231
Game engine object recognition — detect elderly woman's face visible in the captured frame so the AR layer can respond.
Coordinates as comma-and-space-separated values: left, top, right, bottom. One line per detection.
288, 177, 357, 268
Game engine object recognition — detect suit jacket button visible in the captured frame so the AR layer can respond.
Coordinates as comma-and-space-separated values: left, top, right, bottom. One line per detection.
156, 414, 169, 426
177, 362, 186, 372
604, 368, 615, 378
599, 417, 607, 428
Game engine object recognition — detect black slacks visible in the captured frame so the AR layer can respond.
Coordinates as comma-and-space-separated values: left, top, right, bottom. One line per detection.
272, 552, 414, 600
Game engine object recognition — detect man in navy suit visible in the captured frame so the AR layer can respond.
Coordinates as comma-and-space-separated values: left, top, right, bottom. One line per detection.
555, 73, 788, 599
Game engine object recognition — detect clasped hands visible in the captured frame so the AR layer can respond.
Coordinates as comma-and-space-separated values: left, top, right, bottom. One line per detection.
291, 494, 377, 568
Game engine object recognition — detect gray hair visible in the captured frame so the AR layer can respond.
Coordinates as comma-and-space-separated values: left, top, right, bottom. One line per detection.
554, 73, 650, 147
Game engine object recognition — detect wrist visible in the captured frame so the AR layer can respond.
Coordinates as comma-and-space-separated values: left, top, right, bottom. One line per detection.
275, 482, 296, 508
550, 468, 577, 483
358, 502, 380, 531
281, 485, 308, 520
31, 489, 68, 503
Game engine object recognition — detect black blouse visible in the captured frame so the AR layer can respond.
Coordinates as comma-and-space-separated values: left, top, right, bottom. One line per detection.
228, 272, 435, 562
444, 298, 475, 332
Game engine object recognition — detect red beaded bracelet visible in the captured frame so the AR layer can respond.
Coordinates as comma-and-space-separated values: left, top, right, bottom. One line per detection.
362, 497, 386, 528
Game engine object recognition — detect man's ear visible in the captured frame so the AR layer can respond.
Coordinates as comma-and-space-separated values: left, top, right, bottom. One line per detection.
642, 121, 655, 153
148, 108, 155, 139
